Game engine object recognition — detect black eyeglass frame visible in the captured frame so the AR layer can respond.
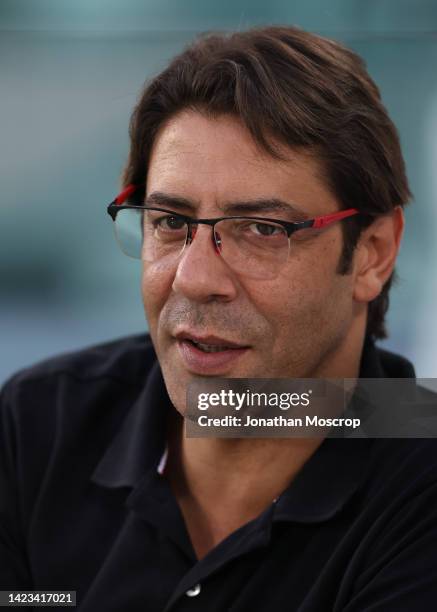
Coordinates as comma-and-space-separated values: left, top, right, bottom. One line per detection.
108, 201, 360, 238
108, 202, 328, 235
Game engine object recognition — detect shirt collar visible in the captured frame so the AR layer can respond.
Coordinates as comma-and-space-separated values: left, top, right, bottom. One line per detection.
272, 336, 416, 523
272, 436, 372, 523
91, 359, 172, 489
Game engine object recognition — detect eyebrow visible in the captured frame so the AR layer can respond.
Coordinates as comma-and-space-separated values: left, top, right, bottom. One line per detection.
144, 191, 310, 221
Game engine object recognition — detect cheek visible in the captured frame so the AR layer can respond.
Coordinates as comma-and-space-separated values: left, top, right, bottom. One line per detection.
141, 263, 174, 330
266, 244, 339, 311
259, 238, 349, 339
286, 239, 354, 331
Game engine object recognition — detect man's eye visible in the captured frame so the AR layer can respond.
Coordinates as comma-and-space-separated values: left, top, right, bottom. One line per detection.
248, 222, 282, 237
155, 215, 186, 231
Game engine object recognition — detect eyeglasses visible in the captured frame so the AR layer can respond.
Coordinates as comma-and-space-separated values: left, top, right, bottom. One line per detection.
107, 184, 361, 280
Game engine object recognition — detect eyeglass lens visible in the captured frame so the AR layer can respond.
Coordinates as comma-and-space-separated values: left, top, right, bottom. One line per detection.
113, 208, 290, 280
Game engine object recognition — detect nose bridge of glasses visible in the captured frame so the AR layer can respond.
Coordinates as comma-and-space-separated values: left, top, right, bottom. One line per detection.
187, 219, 221, 254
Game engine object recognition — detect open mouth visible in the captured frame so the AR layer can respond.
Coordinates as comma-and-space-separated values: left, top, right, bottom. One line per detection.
175, 333, 250, 374
185, 339, 242, 353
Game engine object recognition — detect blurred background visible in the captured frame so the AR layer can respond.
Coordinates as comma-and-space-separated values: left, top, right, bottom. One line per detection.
1, 0, 436, 383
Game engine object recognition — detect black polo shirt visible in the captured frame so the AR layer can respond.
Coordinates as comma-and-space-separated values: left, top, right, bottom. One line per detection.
1, 333, 437, 611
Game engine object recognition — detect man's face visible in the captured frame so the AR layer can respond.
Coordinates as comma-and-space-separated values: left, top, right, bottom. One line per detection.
142, 111, 356, 414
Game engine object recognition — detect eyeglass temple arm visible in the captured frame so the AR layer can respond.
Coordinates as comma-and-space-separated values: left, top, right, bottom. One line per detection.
114, 184, 138, 204
311, 208, 359, 229
107, 184, 139, 219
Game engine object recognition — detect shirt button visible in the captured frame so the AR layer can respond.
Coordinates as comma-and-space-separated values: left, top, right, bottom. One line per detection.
186, 584, 201, 597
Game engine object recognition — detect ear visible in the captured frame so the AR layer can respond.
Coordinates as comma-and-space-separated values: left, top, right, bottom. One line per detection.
353, 207, 404, 304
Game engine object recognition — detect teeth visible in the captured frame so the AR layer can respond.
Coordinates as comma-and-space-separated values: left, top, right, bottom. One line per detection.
191, 340, 232, 353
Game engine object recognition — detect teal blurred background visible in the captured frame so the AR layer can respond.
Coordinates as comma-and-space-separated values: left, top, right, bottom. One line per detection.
1, 0, 436, 382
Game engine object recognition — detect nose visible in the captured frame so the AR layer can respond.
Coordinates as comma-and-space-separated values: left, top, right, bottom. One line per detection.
171, 224, 238, 302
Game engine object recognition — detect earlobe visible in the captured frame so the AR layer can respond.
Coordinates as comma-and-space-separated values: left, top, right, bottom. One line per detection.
353, 207, 404, 304
353, 266, 383, 303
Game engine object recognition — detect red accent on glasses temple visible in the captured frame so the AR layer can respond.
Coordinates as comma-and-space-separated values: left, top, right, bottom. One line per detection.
312, 208, 359, 229
115, 184, 138, 205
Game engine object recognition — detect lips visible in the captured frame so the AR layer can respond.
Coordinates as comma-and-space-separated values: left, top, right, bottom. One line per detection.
173, 330, 250, 374
174, 331, 249, 350
188, 341, 230, 353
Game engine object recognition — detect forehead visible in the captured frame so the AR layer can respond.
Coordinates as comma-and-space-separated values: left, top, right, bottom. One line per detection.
146, 110, 338, 216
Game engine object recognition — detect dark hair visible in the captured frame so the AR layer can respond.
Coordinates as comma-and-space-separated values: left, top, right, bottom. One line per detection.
123, 25, 411, 339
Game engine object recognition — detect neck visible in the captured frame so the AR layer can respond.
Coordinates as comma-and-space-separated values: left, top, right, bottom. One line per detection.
164, 413, 327, 561
164, 317, 366, 554
167, 426, 324, 510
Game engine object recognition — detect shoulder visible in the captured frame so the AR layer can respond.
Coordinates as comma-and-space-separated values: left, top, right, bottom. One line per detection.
360, 437, 437, 526
1, 332, 155, 393
367, 437, 437, 485
0, 332, 156, 437
0, 331, 157, 451
0, 333, 157, 522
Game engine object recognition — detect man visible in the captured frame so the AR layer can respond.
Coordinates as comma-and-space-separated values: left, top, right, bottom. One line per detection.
1, 25, 437, 611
